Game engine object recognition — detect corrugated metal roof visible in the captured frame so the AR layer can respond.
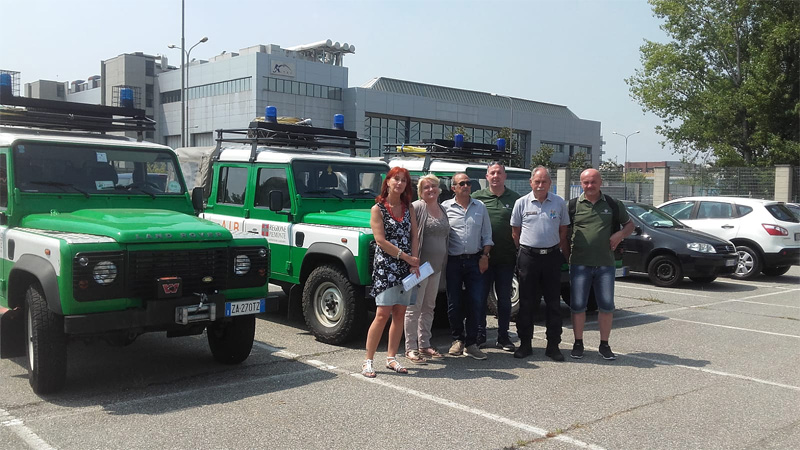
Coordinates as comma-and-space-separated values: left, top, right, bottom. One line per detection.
360, 77, 577, 119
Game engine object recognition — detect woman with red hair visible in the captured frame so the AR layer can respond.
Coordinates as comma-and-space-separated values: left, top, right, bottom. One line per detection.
362, 166, 420, 377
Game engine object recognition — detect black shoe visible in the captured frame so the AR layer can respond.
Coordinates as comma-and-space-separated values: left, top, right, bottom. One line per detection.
571, 342, 584, 359
495, 337, 516, 352
545, 345, 565, 362
477, 335, 488, 349
513, 342, 532, 359
599, 344, 616, 360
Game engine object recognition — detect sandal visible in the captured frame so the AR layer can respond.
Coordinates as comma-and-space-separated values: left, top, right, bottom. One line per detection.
385, 356, 408, 374
405, 350, 428, 365
419, 347, 444, 360
361, 359, 376, 378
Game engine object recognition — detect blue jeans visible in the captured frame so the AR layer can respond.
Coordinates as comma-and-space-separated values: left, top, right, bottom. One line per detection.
569, 265, 615, 313
446, 255, 484, 347
480, 263, 515, 342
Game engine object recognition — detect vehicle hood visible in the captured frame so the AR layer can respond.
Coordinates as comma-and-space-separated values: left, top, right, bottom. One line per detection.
303, 209, 372, 229
634, 219, 732, 246
20, 209, 233, 243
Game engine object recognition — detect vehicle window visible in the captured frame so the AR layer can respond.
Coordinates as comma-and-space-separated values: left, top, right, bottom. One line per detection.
254, 167, 290, 209
626, 204, 678, 228
765, 204, 799, 223
0, 156, 7, 208
292, 161, 386, 198
216, 166, 248, 205
661, 201, 694, 220
697, 201, 733, 219
736, 205, 753, 217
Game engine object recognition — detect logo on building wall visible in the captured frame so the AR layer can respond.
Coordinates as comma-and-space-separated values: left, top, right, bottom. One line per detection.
271, 62, 295, 78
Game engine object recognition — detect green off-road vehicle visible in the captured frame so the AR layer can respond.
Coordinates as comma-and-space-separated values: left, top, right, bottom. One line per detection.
0, 89, 270, 394
179, 109, 386, 345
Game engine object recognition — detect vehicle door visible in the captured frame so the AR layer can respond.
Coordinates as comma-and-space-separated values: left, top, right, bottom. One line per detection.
694, 200, 739, 241
0, 153, 8, 305
245, 166, 293, 279
620, 209, 652, 273
202, 164, 251, 232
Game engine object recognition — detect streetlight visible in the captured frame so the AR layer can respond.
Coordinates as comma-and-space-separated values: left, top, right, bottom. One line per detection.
491, 93, 514, 153
612, 130, 640, 200
168, 36, 208, 147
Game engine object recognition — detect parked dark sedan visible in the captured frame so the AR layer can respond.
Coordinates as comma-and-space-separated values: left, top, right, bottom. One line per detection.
621, 202, 739, 287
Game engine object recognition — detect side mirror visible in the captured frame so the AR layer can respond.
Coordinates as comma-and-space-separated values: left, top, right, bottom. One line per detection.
268, 190, 284, 212
634, 226, 642, 235
191, 187, 205, 212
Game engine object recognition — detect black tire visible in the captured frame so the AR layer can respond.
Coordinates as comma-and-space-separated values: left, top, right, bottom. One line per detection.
761, 265, 791, 277
648, 255, 683, 287
732, 245, 762, 280
302, 264, 366, 345
487, 275, 520, 322
689, 276, 717, 284
25, 283, 67, 394
207, 315, 256, 364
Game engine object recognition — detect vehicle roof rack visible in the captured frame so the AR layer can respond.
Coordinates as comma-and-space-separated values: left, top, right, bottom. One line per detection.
382, 139, 513, 172
0, 92, 154, 140
211, 120, 369, 162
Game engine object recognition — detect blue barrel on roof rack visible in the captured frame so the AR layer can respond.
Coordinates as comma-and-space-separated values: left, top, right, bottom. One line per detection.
496, 138, 506, 152
454, 134, 464, 148
265, 106, 277, 123
333, 114, 344, 130
120, 88, 134, 108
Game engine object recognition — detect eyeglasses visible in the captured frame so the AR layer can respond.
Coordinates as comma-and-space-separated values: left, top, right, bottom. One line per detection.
456, 180, 471, 187
488, 161, 505, 168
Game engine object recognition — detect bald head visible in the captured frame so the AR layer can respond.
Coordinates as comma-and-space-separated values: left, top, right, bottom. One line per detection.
580, 168, 603, 202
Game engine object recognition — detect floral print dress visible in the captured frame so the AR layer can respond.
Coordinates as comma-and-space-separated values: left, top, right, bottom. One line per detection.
370, 202, 412, 299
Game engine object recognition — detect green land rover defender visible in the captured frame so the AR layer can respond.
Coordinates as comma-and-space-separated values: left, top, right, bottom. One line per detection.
0, 89, 270, 394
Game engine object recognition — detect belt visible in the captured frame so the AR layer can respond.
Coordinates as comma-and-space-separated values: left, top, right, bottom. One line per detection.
451, 252, 482, 259
520, 244, 559, 255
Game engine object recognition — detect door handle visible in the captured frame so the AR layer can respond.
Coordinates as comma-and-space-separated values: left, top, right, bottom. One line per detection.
721, 225, 734, 229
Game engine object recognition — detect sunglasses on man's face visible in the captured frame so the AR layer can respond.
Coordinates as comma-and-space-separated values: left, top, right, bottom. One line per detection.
456, 180, 471, 187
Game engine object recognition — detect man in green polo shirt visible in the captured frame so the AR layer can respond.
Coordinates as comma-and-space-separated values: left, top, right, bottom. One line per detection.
472, 162, 520, 351
565, 168, 634, 360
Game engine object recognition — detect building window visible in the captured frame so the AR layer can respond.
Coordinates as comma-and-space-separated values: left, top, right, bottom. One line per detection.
56, 84, 65, 98
145, 84, 154, 108
145, 60, 155, 77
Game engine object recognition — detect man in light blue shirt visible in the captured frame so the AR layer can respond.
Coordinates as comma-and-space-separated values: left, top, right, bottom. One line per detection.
442, 173, 493, 360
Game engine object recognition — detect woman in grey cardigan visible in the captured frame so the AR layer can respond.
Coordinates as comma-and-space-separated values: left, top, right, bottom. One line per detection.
404, 175, 450, 363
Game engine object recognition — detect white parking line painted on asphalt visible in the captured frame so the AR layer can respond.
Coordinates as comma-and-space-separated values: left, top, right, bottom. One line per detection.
0, 408, 56, 450
732, 299, 800, 309
261, 344, 605, 449
668, 317, 800, 339
738, 288, 800, 301
617, 285, 710, 297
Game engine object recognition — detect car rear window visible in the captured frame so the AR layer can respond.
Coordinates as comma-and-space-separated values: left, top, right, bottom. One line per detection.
765, 204, 799, 223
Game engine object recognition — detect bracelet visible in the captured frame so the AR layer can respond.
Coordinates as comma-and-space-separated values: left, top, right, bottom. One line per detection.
397, 249, 403, 259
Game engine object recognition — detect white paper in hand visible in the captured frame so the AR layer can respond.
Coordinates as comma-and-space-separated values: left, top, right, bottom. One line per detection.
402, 261, 434, 291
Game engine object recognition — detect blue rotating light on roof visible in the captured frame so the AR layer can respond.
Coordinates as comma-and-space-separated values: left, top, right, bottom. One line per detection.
265, 106, 277, 123
454, 134, 464, 148
496, 138, 506, 152
333, 114, 344, 130
120, 88, 134, 108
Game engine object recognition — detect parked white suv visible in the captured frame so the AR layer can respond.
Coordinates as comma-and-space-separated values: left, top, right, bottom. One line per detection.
658, 197, 800, 279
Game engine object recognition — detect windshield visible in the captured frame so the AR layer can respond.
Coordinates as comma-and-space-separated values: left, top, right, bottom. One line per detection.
626, 203, 682, 228
13, 142, 185, 196
292, 161, 386, 198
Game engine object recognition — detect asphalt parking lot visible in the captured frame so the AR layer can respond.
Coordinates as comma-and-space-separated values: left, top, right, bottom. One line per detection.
0, 269, 798, 449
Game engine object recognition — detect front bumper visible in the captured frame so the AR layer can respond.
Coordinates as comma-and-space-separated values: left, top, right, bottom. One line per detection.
680, 253, 739, 277
63, 294, 260, 336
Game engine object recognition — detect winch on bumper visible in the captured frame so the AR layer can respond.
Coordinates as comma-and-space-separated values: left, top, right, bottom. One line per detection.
63, 293, 266, 335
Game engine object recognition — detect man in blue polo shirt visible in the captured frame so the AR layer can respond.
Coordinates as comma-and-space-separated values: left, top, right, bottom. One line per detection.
510, 166, 569, 360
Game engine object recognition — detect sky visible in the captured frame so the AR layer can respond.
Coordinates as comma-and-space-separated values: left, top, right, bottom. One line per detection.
0, 0, 672, 163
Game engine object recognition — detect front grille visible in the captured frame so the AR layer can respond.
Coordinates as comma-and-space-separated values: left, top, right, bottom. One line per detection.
128, 248, 228, 299
368, 240, 377, 275
715, 244, 736, 254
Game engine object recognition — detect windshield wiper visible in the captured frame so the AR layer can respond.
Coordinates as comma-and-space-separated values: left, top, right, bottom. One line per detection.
346, 188, 377, 198
303, 189, 344, 199
29, 181, 90, 198
114, 185, 156, 199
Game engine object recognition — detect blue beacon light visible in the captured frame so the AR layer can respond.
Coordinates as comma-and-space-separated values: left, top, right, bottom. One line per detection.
333, 114, 344, 130
496, 138, 506, 152
120, 88, 134, 108
265, 106, 277, 123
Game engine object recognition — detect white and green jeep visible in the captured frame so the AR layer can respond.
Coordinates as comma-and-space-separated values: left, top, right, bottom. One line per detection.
180, 113, 386, 345
0, 92, 270, 394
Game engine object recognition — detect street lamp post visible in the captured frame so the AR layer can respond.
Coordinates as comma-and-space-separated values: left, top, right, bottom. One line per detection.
612, 130, 640, 200
168, 36, 207, 147
491, 93, 513, 153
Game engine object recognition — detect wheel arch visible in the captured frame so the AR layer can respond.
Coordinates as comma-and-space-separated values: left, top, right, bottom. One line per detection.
301, 243, 359, 285
644, 248, 679, 271
730, 238, 764, 256
8, 255, 62, 315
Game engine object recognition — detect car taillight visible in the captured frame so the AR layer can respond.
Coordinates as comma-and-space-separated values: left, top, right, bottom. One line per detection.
762, 224, 788, 236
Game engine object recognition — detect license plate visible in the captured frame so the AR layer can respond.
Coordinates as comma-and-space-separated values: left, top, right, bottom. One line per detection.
795, 233, 800, 241
225, 299, 266, 317
725, 258, 736, 266
615, 267, 629, 277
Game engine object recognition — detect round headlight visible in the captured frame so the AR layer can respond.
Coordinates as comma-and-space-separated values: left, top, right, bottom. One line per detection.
234, 254, 251, 275
93, 261, 118, 285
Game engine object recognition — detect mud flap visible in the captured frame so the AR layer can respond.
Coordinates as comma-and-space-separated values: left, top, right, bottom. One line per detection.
0, 307, 26, 358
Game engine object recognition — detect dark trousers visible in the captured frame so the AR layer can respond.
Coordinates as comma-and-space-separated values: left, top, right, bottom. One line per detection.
479, 263, 515, 342
515, 247, 563, 344
446, 255, 484, 347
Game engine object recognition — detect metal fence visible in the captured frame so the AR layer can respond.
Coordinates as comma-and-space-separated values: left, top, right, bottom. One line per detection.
567, 169, 653, 203
668, 167, 775, 201
793, 167, 800, 202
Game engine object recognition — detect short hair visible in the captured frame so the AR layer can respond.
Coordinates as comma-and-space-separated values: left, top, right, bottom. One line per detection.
451, 172, 469, 185
487, 160, 505, 170
530, 165, 551, 180
417, 174, 440, 198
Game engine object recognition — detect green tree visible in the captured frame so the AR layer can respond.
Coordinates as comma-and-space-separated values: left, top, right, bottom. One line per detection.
598, 159, 623, 171
569, 152, 591, 171
626, 0, 800, 167
531, 145, 556, 170
445, 125, 472, 142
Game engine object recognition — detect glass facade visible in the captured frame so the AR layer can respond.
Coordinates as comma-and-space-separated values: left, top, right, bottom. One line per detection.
363, 115, 528, 159
263, 77, 342, 101
160, 77, 252, 104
